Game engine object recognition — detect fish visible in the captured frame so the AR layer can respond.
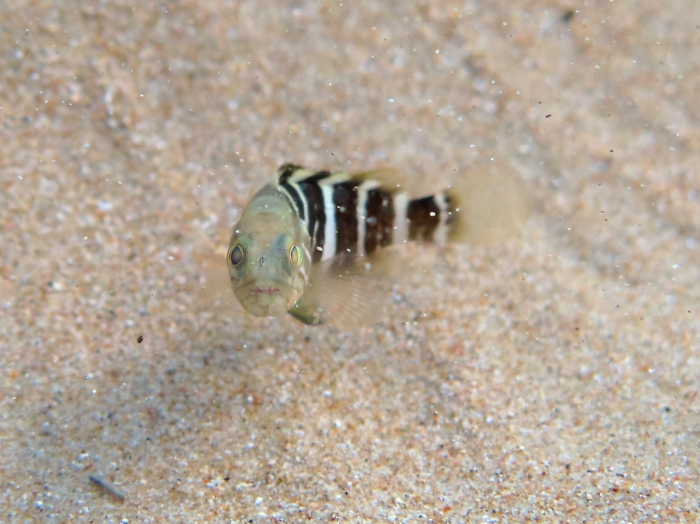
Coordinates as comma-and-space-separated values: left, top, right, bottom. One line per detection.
221, 160, 531, 327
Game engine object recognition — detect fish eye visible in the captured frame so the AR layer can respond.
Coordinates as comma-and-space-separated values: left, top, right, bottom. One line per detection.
290, 245, 301, 265
229, 244, 244, 266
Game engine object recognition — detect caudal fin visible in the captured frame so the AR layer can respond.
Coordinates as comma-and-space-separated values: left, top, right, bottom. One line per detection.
446, 160, 532, 245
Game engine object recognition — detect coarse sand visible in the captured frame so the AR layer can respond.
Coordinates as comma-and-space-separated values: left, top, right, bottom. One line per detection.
1, 0, 699, 521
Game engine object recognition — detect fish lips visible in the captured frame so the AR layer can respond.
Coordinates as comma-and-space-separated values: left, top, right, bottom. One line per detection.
236, 279, 296, 317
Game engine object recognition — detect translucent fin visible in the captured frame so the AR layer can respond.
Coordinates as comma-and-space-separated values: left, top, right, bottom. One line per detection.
192, 246, 237, 313
288, 256, 389, 328
363, 244, 438, 288
447, 160, 532, 244
350, 167, 428, 198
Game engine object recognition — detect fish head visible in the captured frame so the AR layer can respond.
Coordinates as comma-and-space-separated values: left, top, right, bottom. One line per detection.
227, 189, 310, 317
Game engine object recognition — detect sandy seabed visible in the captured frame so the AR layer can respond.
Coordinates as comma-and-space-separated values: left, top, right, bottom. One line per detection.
1, 0, 699, 522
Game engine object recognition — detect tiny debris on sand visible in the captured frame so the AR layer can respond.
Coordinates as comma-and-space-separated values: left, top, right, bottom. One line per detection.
89, 475, 126, 501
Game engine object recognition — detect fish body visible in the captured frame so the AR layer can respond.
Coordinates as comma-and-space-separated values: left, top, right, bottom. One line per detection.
227, 162, 529, 326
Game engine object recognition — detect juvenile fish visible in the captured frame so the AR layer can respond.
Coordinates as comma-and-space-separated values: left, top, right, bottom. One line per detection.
226, 162, 530, 326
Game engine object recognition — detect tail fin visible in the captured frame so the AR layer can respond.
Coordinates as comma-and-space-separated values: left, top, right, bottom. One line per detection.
446, 160, 532, 244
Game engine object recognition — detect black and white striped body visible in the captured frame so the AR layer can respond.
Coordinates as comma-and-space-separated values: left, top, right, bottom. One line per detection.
275, 163, 457, 264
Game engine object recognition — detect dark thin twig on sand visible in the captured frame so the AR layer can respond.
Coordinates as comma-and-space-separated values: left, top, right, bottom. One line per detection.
89, 474, 126, 501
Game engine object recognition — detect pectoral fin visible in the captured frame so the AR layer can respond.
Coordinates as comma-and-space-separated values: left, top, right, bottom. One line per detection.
193, 244, 238, 313
287, 294, 324, 325
288, 256, 389, 328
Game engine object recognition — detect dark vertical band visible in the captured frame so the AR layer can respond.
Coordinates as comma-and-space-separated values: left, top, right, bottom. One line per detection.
407, 196, 440, 241
280, 181, 306, 221
333, 181, 359, 256
364, 189, 394, 255
298, 171, 332, 263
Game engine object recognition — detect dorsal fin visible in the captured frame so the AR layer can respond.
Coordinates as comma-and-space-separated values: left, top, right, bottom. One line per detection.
349, 167, 429, 197
275, 163, 305, 183
275, 164, 428, 197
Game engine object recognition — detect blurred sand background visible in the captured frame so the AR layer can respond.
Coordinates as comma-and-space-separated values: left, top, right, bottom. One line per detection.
1, 0, 699, 521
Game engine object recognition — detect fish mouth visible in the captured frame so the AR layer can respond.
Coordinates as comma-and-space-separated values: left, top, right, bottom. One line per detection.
249, 286, 281, 295
235, 279, 296, 317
